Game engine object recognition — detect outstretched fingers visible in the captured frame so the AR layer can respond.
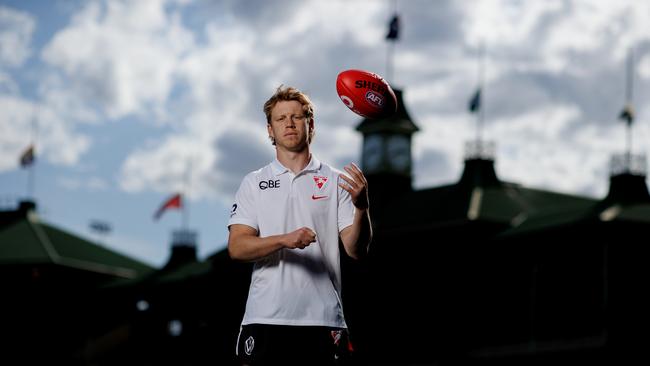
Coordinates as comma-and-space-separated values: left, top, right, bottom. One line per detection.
339, 163, 369, 209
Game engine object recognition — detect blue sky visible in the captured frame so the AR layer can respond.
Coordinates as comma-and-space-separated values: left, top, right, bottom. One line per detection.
2, 0, 650, 267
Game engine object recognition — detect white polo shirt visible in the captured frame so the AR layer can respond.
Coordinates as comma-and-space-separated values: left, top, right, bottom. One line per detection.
228, 156, 355, 328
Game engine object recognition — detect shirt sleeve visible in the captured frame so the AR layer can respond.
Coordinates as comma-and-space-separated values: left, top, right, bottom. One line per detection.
337, 174, 355, 233
227, 173, 259, 232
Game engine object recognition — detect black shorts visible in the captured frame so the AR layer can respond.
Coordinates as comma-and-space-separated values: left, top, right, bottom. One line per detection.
236, 324, 352, 366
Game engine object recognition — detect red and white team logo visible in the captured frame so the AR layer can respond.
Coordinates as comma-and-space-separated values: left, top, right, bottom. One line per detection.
313, 176, 328, 190
330, 330, 342, 345
312, 176, 329, 200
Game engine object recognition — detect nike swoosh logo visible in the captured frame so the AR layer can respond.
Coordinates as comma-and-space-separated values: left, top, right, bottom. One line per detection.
312, 195, 328, 200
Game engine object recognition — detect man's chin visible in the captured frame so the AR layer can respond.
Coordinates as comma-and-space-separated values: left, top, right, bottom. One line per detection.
281, 142, 309, 153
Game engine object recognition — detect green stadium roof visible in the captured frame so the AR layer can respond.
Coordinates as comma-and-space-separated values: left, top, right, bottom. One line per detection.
378, 158, 597, 231
0, 202, 153, 279
499, 172, 650, 237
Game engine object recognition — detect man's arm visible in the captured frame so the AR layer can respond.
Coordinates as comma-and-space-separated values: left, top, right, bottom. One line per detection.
228, 224, 317, 262
338, 163, 372, 260
340, 208, 372, 260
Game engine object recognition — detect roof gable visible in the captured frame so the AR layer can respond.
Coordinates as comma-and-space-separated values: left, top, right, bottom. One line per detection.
0, 216, 153, 278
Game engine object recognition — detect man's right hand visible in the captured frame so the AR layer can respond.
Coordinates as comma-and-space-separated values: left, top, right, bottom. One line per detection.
284, 227, 317, 249
228, 224, 316, 262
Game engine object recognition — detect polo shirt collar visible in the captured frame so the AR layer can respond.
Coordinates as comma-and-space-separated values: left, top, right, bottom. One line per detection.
271, 155, 322, 176
303, 155, 321, 173
271, 159, 289, 175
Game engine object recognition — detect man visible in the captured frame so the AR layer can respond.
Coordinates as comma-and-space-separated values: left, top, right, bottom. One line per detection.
228, 85, 372, 365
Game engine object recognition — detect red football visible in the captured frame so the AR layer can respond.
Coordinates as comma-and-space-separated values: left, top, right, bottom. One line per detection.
336, 69, 398, 119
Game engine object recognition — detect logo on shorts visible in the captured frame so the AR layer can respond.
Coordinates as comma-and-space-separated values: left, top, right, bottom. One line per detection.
330, 330, 342, 345
244, 335, 255, 355
230, 203, 237, 217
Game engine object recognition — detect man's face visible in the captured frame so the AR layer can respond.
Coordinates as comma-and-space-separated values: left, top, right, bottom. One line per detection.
268, 100, 313, 152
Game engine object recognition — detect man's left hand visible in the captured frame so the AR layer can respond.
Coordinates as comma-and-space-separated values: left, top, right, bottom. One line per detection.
339, 163, 369, 210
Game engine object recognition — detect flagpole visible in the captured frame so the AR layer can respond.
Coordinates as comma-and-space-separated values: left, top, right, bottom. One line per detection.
182, 158, 193, 230
387, 41, 394, 84
181, 190, 188, 229
28, 111, 38, 200
477, 41, 486, 145
625, 47, 634, 166
386, 0, 398, 84
27, 154, 35, 199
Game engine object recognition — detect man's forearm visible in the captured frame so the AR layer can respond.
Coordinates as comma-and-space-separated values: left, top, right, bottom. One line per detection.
228, 234, 286, 262
228, 226, 317, 262
341, 208, 372, 260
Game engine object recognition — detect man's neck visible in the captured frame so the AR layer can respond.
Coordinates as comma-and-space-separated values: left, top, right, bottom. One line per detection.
276, 148, 311, 174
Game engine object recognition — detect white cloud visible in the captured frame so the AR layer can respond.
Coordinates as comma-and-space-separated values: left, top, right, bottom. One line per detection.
5, 0, 650, 269
37, 104, 92, 166
461, 0, 650, 77
6, 0, 650, 206
41, 0, 194, 119
464, 0, 563, 48
639, 54, 650, 79
120, 134, 217, 196
490, 105, 610, 197
0, 95, 90, 171
0, 95, 34, 170
412, 113, 475, 188
271, 1, 384, 47
116, 0, 386, 202
0, 5, 35, 67
0, 0, 385, 204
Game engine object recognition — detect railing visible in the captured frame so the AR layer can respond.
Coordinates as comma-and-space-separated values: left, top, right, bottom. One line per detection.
464, 139, 496, 160
609, 152, 647, 176
172, 229, 197, 247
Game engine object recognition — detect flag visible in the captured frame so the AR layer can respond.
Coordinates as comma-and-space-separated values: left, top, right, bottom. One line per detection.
19, 144, 35, 168
386, 14, 400, 41
154, 193, 182, 220
468, 88, 481, 113
619, 103, 634, 125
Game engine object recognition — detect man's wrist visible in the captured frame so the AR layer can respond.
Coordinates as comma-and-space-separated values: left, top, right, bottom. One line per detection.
354, 206, 369, 215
